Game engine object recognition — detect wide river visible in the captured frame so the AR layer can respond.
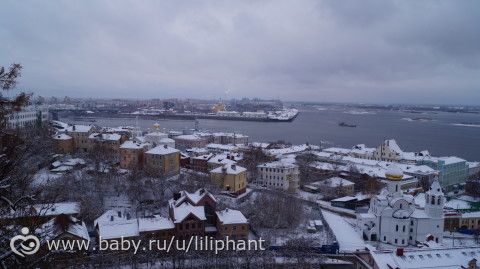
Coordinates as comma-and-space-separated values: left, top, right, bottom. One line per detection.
63, 108, 480, 161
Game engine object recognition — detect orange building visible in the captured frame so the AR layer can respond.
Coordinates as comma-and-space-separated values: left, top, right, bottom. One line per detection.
119, 140, 151, 169
52, 133, 74, 154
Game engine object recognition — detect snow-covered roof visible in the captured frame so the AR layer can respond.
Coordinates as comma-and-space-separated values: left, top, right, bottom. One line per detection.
52, 133, 72, 140
267, 144, 318, 156
34, 202, 80, 216
120, 140, 151, 150
98, 219, 139, 240
172, 204, 206, 223
210, 164, 246, 175
258, 159, 298, 169
216, 209, 248, 225
370, 246, 480, 269
322, 177, 354, 187
206, 143, 239, 151
37, 216, 90, 242
94, 209, 128, 227
207, 155, 236, 166
159, 137, 175, 143
445, 199, 471, 210
67, 125, 92, 133
250, 142, 270, 149
174, 134, 204, 141
138, 216, 174, 232
146, 145, 179, 155
89, 133, 122, 141
170, 188, 218, 208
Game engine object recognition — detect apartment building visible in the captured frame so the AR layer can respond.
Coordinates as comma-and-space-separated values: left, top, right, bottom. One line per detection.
145, 145, 180, 177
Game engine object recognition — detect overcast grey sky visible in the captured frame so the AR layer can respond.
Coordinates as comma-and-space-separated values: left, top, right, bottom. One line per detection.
1, 0, 479, 104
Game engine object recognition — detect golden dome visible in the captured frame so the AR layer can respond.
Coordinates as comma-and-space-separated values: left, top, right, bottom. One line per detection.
385, 165, 403, 181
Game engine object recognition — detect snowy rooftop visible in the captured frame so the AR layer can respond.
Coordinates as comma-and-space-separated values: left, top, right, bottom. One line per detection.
34, 202, 80, 216
89, 133, 122, 141
138, 216, 174, 232
370, 246, 480, 269
206, 143, 239, 151
170, 188, 218, 207
174, 134, 204, 141
267, 144, 318, 156
207, 155, 237, 166
172, 204, 206, 223
52, 133, 72, 140
146, 145, 179, 155
67, 124, 92, 133
210, 164, 247, 175
216, 209, 248, 225
98, 219, 139, 240
120, 140, 151, 150
322, 177, 355, 187
258, 159, 298, 169
37, 216, 89, 242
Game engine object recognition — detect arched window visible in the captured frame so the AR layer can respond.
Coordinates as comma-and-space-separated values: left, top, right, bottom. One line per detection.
431, 195, 435, 205
396, 225, 399, 231
437, 196, 441, 205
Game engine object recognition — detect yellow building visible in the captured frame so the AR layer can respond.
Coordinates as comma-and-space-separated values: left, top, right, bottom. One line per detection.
210, 164, 247, 195
215, 208, 248, 241
145, 145, 180, 177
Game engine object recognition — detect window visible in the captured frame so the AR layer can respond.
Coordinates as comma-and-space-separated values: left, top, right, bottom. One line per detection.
396, 225, 398, 231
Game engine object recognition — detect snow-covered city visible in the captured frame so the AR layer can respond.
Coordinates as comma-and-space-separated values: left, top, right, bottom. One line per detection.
2, 1, 480, 268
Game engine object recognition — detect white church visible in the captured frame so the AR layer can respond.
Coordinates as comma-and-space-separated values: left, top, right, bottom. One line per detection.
357, 165, 444, 246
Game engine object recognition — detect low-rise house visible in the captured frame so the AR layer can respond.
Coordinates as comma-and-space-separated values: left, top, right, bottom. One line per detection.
67, 125, 93, 152
88, 133, 126, 155
52, 133, 74, 154
173, 134, 208, 150
319, 177, 355, 198
210, 164, 247, 195
216, 209, 248, 240
212, 132, 249, 145
94, 189, 248, 244
119, 140, 151, 169
255, 161, 300, 192
145, 145, 180, 177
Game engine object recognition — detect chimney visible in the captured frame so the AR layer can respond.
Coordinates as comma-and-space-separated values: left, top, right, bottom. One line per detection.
164, 144, 168, 149
173, 192, 181, 201
396, 248, 404, 257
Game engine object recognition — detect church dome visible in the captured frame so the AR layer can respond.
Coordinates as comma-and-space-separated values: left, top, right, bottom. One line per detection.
385, 165, 403, 181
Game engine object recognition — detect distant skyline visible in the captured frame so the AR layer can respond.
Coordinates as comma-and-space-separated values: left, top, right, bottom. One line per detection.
1, 1, 479, 104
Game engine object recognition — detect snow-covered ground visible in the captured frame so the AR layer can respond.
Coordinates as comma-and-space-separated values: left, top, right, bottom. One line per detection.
321, 210, 366, 252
